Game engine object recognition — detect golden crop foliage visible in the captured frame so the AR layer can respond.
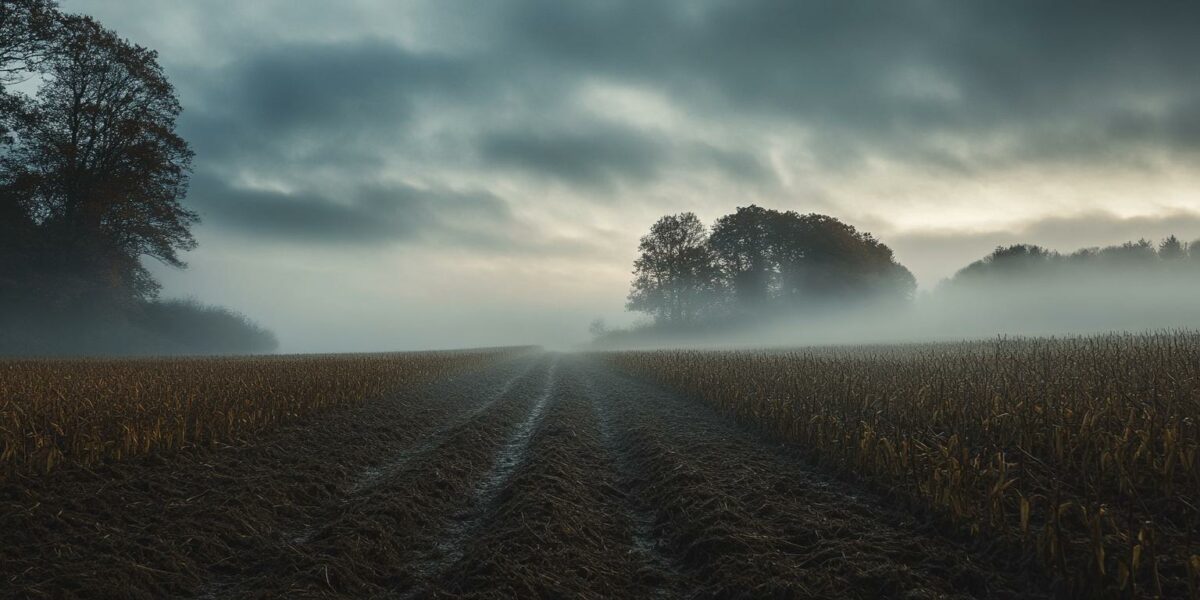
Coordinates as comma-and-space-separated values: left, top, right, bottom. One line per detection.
0, 348, 525, 480
604, 333, 1200, 599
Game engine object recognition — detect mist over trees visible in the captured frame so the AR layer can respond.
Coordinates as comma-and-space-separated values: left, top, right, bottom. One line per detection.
626, 212, 721, 325
926, 236, 1200, 337
626, 205, 915, 329
602, 207, 1200, 348
944, 236, 1200, 287
0, 0, 275, 355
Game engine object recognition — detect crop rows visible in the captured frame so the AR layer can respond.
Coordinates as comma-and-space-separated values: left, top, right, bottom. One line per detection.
603, 333, 1200, 598
0, 348, 526, 480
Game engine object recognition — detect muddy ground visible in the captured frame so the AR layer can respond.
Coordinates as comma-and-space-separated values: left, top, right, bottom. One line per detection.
1, 354, 1051, 599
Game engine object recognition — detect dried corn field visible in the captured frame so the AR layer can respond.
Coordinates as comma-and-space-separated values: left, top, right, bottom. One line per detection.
2, 342, 1197, 599
0, 348, 527, 479
603, 333, 1200, 598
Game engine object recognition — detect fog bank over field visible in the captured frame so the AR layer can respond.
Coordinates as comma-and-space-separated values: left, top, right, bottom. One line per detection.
594, 284, 1200, 351
595, 235, 1200, 350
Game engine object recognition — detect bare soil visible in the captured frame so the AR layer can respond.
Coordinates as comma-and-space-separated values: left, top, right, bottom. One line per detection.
0, 353, 1051, 599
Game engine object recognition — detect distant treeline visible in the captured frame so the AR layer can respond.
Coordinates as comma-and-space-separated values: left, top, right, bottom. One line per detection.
943, 236, 1200, 288
0, 0, 275, 356
603, 204, 1200, 343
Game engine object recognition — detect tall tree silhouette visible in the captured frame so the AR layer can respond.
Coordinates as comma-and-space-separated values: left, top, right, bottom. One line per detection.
1, 0, 58, 307
1159, 235, 1186, 262
0, 1, 275, 356
0, 12, 195, 307
627, 212, 719, 325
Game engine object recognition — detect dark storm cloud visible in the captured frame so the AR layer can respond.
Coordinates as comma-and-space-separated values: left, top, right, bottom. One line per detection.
479, 126, 774, 190
481, 128, 666, 189
138, 0, 1200, 243
189, 174, 515, 246
495, 0, 1200, 170
179, 40, 491, 173
693, 143, 775, 185
189, 173, 612, 258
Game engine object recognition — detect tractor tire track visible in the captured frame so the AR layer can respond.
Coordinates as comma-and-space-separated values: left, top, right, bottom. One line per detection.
414, 356, 651, 599
578, 357, 692, 599
394, 359, 558, 598
196, 355, 543, 599
346, 357, 539, 497
250, 355, 556, 598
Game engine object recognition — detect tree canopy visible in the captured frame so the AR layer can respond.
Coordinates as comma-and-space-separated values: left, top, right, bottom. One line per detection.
2, 9, 195, 308
0, 0, 274, 355
627, 206, 915, 326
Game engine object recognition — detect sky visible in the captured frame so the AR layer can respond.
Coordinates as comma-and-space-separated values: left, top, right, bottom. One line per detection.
61, 0, 1200, 352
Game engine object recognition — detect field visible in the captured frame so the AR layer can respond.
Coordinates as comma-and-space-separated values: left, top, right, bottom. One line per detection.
607, 334, 1200, 598
1, 336, 1198, 598
0, 349, 524, 480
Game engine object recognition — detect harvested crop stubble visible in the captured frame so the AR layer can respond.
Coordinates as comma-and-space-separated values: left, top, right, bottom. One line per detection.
602, 333, 1200, 599
0, 347, 528, 479
0, 356, 541, 599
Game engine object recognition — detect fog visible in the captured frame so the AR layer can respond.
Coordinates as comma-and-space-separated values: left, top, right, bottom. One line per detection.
4, 1, 1200, 355
591, 251, 1200, 351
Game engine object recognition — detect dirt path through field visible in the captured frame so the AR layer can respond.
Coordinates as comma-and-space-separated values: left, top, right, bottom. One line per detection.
1, 352, 1052, 599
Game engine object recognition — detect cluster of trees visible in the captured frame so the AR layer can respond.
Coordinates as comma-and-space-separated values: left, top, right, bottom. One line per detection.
626, 205, 915, 326
944, 236, 1200, 287
0, 0, 275, 355
615, 205, 1200, 345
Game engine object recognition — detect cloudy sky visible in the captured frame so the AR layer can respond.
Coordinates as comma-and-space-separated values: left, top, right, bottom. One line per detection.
63, 0, 1200, 351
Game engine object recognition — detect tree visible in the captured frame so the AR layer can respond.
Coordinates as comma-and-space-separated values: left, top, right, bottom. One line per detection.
709, 205, 775, 310
627, 212, 720, 325
0, 2, 276, 356
1, 0, 60, 306
1159, 235, 1186, 262
0, 13, 195, 306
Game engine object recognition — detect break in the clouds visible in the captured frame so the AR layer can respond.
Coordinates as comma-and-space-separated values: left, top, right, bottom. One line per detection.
62, 0, 1200, 350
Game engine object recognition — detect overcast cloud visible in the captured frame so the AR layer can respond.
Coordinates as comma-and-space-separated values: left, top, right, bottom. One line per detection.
61, 0, 1200, 351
